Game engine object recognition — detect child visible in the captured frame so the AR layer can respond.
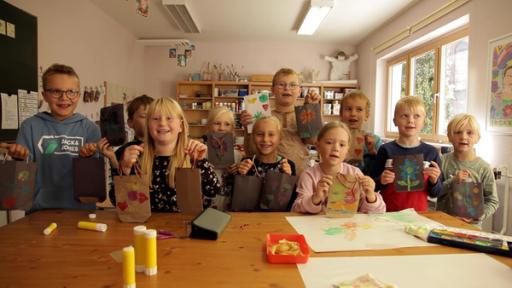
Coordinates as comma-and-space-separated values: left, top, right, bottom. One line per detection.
98, 95, 153, 204
437, 114, 499, 225
205, 106, 243, 211
240, 68, 320, 175
118, 98, 221, 212
16, 63, 101, 211
340, 90, 382, 175
292, 121, 385, 214
370, 96, 442, 212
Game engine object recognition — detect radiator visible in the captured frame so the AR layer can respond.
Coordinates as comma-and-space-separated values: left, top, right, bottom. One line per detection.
490, 166, 511, 235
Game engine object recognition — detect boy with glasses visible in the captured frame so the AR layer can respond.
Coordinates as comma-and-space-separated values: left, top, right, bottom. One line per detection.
240, 68, 320, 175
16, 63, 101, 212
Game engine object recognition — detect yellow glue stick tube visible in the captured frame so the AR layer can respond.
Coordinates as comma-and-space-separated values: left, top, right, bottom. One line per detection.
133, 225, 146, 273
77, 221, 108, 232
43, 222, 57, 235
144, 229, 157, 276
122, 246, 136, 288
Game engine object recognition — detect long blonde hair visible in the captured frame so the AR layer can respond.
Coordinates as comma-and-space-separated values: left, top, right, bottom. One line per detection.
141, 97, 190, 188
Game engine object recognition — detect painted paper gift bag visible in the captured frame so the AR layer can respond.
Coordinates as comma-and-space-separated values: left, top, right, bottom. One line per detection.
114, 174, 151, 223
231, 175, 262, 211
73, 157, 106, 203
207, 132, 235, 169
259, 171, 297, 211
100, 103, 126, 146
295, 103, 323, 139
450, 181, 484, 219
392, 154, 425, 192
346, 129, 365, 167
326, 174, 361, 216
0, 159, 36, 210
175, 167, 203, 214
243, 92, 271, 133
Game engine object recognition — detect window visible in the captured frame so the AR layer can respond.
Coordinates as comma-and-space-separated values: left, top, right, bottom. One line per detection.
386, 29, 469, 141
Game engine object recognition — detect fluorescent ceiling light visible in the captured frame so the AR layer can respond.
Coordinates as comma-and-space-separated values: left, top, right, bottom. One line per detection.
162, 0, 200, 33
298, 0, 334, 35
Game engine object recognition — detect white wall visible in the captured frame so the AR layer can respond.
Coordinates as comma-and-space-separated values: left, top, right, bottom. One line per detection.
143, 41, 355, 98
356, 0, 512, 233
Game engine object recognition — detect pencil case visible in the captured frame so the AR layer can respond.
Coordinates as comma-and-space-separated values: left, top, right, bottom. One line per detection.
190, 208, 231, 240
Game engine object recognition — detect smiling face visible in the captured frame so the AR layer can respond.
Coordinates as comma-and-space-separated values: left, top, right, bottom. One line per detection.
272, 73, 301, 109
211, 112, 234, 133
252, 118, 280, 158
147, 110, 183, 146
393, 105, 425, 138
42, 74, 80, 121
317, 127, 350, 167
341, 97, 369, 129
449, 126, 478, 154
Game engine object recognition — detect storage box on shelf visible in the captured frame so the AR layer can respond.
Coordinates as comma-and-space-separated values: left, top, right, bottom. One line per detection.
176, 80, 358, 138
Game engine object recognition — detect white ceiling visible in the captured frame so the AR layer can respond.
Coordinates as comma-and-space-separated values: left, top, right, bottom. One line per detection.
91, 0, 418, 45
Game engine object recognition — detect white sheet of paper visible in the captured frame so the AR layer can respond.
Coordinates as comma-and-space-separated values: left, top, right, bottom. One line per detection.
1, 93, 18, 129
298, 254, 512, 288
17, 90, 38, 126
286, 209, 441, 252
244, 92, 271, 133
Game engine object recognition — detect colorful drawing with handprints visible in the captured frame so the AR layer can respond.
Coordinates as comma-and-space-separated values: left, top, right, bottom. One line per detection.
295, 103, 323, 138
244, 92, 271, 133
326, 174, 361, 216
450, 182, 484, 219
207, 132, 235, 168
286, 210, 440, 252
393, 154, 424, 192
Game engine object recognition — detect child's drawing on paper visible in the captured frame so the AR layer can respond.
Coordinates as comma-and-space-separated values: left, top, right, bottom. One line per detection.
295, 103, 322, 138
451, 182, 484, 219
323, 221, 372, 241
207, 132, 235, 168
326, 174, 361, 215
393, 154, 424, 192
244, 92, 271, 133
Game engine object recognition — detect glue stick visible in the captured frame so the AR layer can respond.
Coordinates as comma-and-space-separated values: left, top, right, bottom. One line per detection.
133, 225, 147, 273
144, 229, 157, 276
43, 222, 57, 235
77, 221, 108, 232
122, 246, 136, 288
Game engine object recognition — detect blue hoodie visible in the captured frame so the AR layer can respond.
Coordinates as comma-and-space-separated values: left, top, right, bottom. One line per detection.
16, 112, 101, 211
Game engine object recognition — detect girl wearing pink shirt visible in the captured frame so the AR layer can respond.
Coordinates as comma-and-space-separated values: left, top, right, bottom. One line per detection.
292, 121, 385, 214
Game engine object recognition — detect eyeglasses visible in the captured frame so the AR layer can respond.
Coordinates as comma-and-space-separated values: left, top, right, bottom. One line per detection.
274, 82, 300, 89
44, 89, 80, 99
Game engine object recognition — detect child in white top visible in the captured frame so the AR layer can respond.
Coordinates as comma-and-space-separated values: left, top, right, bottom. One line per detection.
292, 121, 385, 214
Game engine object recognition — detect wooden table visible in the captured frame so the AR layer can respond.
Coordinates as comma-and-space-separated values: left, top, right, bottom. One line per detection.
0, 210, 510, 287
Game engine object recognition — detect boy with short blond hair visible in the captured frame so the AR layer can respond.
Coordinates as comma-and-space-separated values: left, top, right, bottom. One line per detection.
437, 114, 498, 226
340, 90, 382, 175
370, 96, 442, 212
16, 63, 101, 211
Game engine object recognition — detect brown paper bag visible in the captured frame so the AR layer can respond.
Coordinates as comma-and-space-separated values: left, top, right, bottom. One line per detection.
175, 167, 203, 214
114, 174, 151, 222
450, 181, 484, 219
326, 174, 361, 216
346, 129, 365, 167
259, 171, 297, 211
73, 157, 106, 203
231, 175, 262, 211
0, 159, 36, 210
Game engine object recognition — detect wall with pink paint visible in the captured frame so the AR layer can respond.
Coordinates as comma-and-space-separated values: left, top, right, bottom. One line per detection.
143, 41, 355, 98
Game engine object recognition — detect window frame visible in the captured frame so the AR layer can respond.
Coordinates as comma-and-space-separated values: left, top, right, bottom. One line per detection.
385, 27, 469, 143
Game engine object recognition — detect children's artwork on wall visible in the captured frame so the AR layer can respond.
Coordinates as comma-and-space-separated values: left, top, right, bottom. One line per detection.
286, 209, 440, 252
326, 174, 361, 216
450, 182, 484, 219
392, 154, 424, 192
177, 54, 187, 67
295, 103, 322, 138
207, 132, 235, 169
243, 92, 271, 133
259, 171, 297, 211
136, 0, 148, 17
0, 159, 36, 210
114, 174, 151, 223
100, 104, 126, 146
488, 32, 512, 133
346, 129, 365, 167
169, 48, 176, 58
175, 167, 203, 214
72, 158, 106, 203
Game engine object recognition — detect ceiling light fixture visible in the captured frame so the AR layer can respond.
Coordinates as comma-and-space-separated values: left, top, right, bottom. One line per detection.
162, 0, 200, 33
297, 0, 335, 35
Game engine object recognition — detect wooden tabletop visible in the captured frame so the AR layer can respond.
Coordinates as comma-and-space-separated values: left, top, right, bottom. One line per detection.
0, 210, 510, 287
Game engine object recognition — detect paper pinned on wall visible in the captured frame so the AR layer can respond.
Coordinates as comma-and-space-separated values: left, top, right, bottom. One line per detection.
17, 90, 38, 127
1, 93, 18, 129
0, 19, 6, 35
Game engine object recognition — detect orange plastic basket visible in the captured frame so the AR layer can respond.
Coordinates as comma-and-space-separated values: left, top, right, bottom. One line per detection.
266, 233, 310, 264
